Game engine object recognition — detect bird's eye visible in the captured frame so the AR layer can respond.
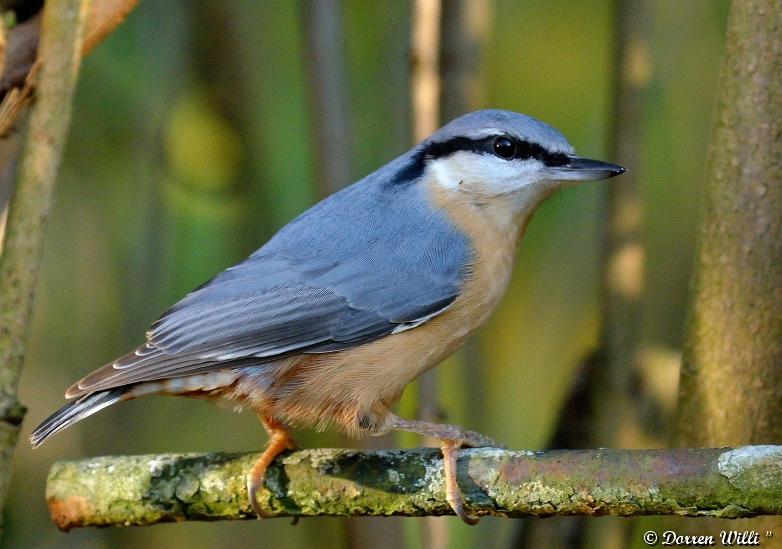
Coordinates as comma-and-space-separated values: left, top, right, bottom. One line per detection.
492, 137, 517, 159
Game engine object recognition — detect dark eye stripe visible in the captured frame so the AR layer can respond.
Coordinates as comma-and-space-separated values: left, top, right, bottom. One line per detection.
424, 136, 569, 167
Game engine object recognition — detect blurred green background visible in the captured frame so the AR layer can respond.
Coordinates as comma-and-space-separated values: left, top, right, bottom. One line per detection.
4, 0, 729, 547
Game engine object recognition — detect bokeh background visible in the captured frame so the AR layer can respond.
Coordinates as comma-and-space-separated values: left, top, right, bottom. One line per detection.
4, 0, 730, 547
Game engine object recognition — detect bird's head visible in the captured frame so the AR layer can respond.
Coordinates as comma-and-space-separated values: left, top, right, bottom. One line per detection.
418, 109, 624, 201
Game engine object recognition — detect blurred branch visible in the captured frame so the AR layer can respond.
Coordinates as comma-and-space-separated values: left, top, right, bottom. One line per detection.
410, 2, 443, 544
0, 12, 6, 78
591, 0, 651, 452
301, 0, 353, 197
514, 4, 651, 547
674, 0, 782, 448
80, 0, 137, 56
410, 0, 440, 142
301, 5, 402, 545
0, 0, 86, 533
440, 0, 490, 119
410, 0, 442, 443
0, 0, 138, 92
46, 446, 782, 530
670, 0, 782, 539
435, 4, 491, 547
572, 2, 649, 548
0, 12, 40, 97
0, 0, 138, 136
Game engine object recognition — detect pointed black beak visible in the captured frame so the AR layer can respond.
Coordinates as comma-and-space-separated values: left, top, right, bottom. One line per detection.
546, 156, 626, 182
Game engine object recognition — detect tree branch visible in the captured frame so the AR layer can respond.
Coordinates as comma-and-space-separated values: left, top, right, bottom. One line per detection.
669, 0, 782, 538
674, 0, 782, 448
0, 0, 139, 137
301, 0, 354, 198
0, 0, 86, 530
0, 0, 138, 94
45, 446, 782, 531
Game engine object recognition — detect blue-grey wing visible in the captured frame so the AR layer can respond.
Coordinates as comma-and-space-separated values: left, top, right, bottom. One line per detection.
69, 159, 472, 397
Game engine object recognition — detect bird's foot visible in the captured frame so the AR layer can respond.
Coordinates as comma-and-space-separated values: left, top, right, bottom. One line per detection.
441, 438, 479, 524
247, 416, 296, 517
389, 414, 504, 524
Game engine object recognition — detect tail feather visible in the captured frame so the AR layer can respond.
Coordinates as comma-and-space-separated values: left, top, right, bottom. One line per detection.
29, 388, 129, 448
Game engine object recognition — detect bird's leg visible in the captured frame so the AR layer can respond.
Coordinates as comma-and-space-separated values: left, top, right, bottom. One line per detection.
389, 414, 504, 524
441, 439, 477, 525
390, 415, 503, 448
247, 414, 296, 517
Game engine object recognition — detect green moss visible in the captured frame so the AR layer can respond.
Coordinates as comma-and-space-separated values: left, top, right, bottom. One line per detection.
45, 446, 782, 529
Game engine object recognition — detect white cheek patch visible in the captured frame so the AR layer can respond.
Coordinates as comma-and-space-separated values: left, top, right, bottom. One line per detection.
427, 152, 547, 195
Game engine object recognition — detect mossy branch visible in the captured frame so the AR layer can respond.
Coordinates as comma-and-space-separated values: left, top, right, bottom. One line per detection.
45, 445, 782, 531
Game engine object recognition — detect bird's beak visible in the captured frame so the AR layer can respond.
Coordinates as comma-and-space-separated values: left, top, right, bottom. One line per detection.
546, 156, 626, 182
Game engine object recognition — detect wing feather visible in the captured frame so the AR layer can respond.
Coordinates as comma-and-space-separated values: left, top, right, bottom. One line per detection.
67, 155, 472, 398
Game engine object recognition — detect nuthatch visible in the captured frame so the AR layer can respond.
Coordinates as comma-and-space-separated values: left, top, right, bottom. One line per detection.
32, 109, 624, 523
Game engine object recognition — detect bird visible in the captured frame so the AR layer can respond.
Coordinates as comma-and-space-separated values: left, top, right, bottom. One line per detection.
31, 109, 624, 524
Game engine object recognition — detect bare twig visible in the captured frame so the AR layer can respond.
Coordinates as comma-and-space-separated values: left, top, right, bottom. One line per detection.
0, 0, 139, 136
0, 12, 40, 95
0, 12, 7, 78
80, 0, 138, 56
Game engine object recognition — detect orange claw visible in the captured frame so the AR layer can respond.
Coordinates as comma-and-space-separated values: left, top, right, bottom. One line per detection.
247, 415, 296, 517
441, 439, 479, 525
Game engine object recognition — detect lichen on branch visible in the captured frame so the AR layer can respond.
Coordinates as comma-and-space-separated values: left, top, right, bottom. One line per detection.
46, 445, 782, 531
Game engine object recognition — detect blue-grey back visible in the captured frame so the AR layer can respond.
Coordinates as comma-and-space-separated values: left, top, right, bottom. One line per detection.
146, 147, 473, 358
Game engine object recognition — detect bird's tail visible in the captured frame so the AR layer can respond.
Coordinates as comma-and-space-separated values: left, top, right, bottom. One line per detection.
29, 388, 130, 448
